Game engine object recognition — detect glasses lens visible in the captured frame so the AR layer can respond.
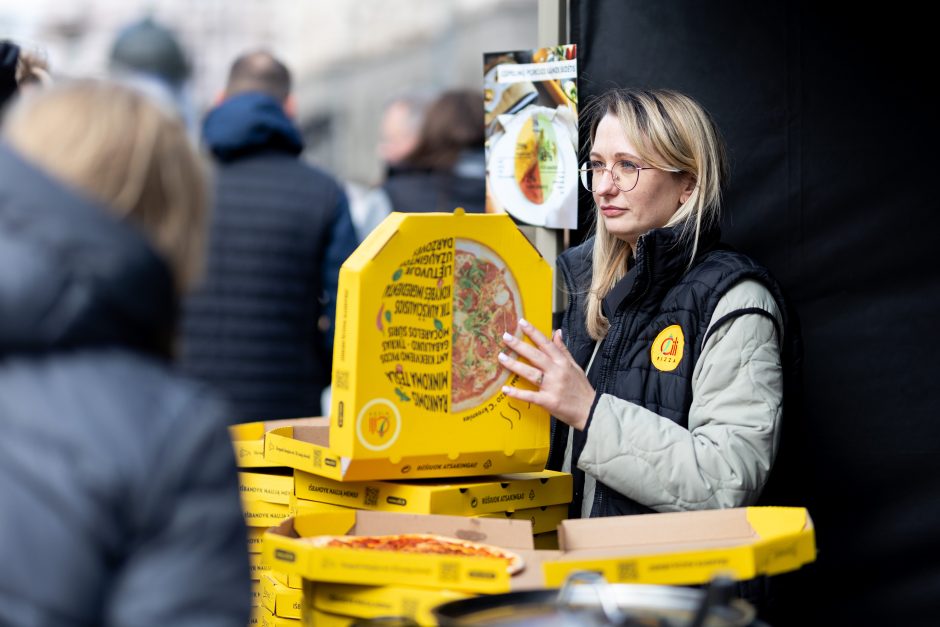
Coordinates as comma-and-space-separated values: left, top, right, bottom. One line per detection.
612, 162, 639, 192
579, 164, 594, 192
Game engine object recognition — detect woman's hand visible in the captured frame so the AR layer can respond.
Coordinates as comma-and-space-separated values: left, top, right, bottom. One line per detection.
498, 318, 596, 430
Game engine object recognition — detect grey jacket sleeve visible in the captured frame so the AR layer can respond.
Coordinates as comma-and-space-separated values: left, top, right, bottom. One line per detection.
577, 279, 784, 512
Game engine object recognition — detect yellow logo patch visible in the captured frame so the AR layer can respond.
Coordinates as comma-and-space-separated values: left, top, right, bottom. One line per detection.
356, 398, 402, 451
651, 325, 684, 372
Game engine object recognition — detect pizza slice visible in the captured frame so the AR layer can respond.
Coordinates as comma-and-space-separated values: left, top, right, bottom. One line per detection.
303, 533, 525, 575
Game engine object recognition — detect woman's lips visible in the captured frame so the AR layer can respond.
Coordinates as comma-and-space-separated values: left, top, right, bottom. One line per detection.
600, 205, 626, 217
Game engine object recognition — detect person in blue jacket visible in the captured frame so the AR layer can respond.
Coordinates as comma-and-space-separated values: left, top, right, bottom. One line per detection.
180, 49, 358, 422
0, 80, 250, 625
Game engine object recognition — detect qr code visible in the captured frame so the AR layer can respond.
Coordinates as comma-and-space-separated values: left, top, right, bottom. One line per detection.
364, 486, 379, 507
335, 370, 349, 390
617, 560, 638, 581
313, 449, 322, 467
439, 561, 459, 582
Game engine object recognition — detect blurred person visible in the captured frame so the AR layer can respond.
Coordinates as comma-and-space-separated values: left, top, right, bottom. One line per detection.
180, 49, 357, 422
381, 87, 486, 214
108, 16, 198, 132
498, 88, 798, 520
344, 91, 435, 242
0, 80, 250, 625
0, 40, 51, 116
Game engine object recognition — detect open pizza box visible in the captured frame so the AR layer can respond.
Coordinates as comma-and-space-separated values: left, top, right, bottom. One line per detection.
541, 506, 817, 586
264, 210, 554, 482
262, 510, 552, 594
230, 417, 322, 468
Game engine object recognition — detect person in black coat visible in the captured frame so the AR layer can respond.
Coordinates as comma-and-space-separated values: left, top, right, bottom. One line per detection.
180, 50, 358, 422
0, 81, 250, 625
381, 88, 487, 214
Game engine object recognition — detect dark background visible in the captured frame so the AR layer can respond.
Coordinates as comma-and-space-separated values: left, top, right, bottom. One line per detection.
571, 1, 940, 624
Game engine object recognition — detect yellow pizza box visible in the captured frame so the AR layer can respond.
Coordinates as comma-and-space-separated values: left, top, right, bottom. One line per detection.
251, 579, 262, 606
257, 606, 301, 626
270, 569, 303, 590
477, 504, 569, 535
243, 498, 292, 528
301, 607, 353, 627
239, 468, 294, 505
248, 526, 269, 554
542, 506, 816, 587
263, 510, 544, 594
268, 211, 552, 482
293, 469, 571, 516
289, 494, 353, 517
230, 418, 322, 468
308, 580, 472, 625
260, 573, 302, 619
249, 605, 261, 626
250, 553, 266, 581
533, 530, 559, 550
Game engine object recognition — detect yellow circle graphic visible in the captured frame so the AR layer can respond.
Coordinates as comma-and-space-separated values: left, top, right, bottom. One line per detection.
650, 324, 685, 372
356, 399, 402, 451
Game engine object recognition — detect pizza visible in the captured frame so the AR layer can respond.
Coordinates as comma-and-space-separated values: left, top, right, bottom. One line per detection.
451, 240, 523, 413
304, 533, 525, 575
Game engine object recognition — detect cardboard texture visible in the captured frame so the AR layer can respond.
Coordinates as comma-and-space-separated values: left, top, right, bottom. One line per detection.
301, 607, 354, 627
289, 495, 352, 517
293, 469, 571, 515
260, 573, 302, 619
534, 530, 559, 550
243, 499, 292, 528
230, 418, 324, 468
249, 553, 265, 581
263, 511, 538, 594
543, 506, 816, 586
477, 504, 568, 535
248, 526, 268, 554
265, 212, 553, 481
257, 606, 301, 626
239, 469, 294, 505
308, 580, 471, 625
270, 569, 303, 590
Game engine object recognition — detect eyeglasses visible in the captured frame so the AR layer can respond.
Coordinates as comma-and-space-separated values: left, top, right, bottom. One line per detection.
578, 160, 680, 193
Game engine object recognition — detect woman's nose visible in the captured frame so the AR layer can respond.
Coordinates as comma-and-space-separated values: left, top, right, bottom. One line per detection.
593, 168, 618, 195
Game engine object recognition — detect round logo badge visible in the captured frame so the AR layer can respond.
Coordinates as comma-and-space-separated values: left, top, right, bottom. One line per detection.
650, 324, 685, 372
355, 399, 402, 451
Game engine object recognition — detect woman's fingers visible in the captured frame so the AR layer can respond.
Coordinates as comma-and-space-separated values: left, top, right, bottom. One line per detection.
517, 318, 566, 361
497, 350, 543, 387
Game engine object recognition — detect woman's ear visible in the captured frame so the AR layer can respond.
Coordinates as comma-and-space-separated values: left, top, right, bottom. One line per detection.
679, 174, 696, 205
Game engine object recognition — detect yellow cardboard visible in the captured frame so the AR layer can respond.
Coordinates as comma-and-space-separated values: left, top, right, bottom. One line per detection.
477, 504, 568, 535
542, 506, 816, 586
273, 212, 552, 481
247, 526, 268, 554
231, 418, 322, 468
249, 605, 260, 626
251, 580, 261, 607
249, 553, 265, 581
293, 469, 571, 515
242, 499, 292, 528
239, 470, 294, 505
534, 531, 560, 550
263, 511, 534, 594
309, 580, 471, 624
301, 607, 354, 627
257, 606, 301, 626
289, 494, 352, 517
270, 570, 303, 590
260, 573, 302, 619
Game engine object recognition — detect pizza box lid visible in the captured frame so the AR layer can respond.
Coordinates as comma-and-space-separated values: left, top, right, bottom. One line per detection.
230, 417, 322, 468
541, 506, 816, 587
291, 468, 572, 515
263, 511, 546, 593
324, 210, 553, 479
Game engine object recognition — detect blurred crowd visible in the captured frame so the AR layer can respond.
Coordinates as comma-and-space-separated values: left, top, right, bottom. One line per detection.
0, 17, 485, 626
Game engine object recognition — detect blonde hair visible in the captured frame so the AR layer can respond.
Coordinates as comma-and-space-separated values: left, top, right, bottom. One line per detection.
3, 80, 209, 292
581, 88, 729, 340
15, 48, 52, 88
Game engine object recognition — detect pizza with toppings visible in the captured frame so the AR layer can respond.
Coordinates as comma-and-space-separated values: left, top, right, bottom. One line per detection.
304, 533, 525, 575
451, 239, 523, 413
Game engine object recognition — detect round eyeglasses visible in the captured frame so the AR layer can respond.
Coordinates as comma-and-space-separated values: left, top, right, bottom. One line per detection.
578, 160, 679, 193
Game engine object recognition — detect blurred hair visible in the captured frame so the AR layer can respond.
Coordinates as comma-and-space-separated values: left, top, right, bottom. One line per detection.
403, 88, 484, 171
225, 50, 291, 103
581, 87, 729, 340
3, 80, 209, 292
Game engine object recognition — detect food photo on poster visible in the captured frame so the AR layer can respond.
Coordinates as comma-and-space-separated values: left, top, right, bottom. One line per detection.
484, 45, 579, 229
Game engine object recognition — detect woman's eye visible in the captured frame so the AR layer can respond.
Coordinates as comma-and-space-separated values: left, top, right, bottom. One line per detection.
589, 161, 605, 169
616, 160, 639, 171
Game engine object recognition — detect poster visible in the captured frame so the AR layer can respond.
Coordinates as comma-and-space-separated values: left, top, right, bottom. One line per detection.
483, 45, 578, 229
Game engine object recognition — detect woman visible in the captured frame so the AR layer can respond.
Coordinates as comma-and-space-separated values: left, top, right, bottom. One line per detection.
0, 81, 251, 625
381, 88, 486, 214
499, 88, 793, 518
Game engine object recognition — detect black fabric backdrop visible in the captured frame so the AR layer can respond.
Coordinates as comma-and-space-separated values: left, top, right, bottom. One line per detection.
572, 2, 940, 624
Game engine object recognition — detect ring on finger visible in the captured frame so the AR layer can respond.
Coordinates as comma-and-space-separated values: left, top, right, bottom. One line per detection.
535, 371, 544, 387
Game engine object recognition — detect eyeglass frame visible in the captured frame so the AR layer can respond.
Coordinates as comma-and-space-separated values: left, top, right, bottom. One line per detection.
578, 160, 681, 193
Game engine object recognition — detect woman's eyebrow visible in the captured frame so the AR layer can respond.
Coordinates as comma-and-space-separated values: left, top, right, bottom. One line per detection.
589, 151, 641, 160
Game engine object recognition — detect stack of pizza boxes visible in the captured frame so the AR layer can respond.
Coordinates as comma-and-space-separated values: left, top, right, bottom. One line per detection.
255, 212, 574, 624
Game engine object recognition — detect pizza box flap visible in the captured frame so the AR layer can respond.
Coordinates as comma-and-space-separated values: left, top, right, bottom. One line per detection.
348, 510, 535, 550
326, 210, 552, 479
231, 417, 325, 468
542, 506, 816, 587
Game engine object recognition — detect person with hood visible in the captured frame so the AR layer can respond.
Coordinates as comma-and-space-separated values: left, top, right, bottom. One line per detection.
0, 80, 250, 625
180, 49, 357, 422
